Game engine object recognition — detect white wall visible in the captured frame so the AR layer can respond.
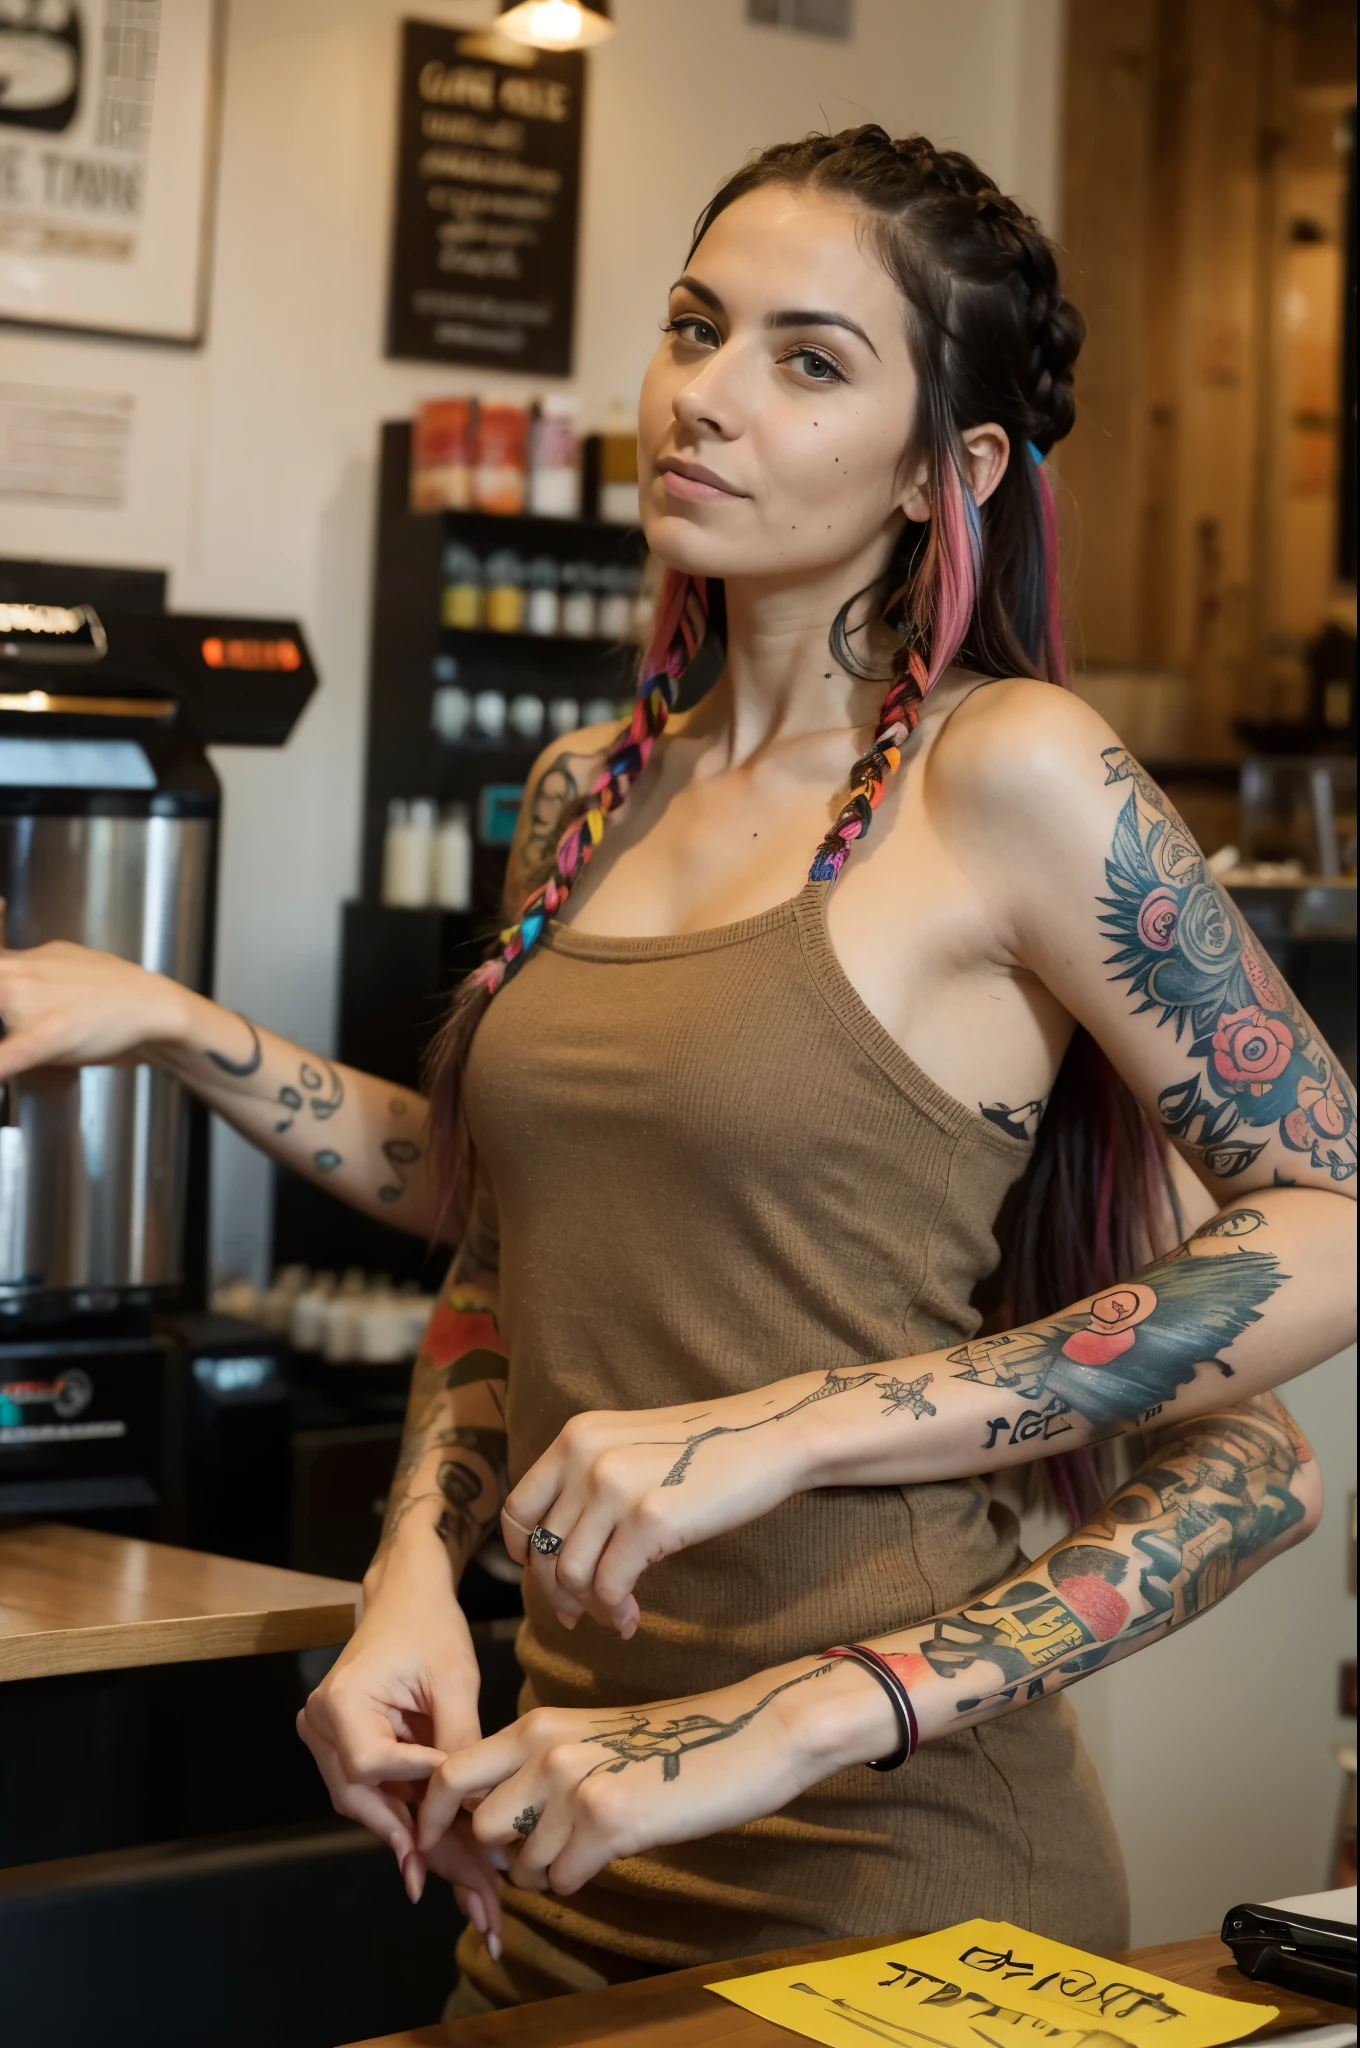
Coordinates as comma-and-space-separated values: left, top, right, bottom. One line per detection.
1030, 1344, 1357, 1945
3, 0, 1353, 1958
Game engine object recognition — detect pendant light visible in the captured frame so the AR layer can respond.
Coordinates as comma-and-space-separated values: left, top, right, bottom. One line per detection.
496, 0, 614, 50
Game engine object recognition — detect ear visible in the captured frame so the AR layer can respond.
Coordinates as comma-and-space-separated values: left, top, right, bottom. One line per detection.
896, 424, 1011, 523
959, 423, 1010, 507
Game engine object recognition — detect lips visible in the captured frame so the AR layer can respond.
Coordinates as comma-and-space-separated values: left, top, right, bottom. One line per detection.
656, 457, 744, 501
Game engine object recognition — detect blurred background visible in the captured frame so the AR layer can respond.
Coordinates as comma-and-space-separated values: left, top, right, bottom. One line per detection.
0, 4, 1353, 2044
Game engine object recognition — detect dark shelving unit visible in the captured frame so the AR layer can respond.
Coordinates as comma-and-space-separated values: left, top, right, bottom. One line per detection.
357, 418, 647, 908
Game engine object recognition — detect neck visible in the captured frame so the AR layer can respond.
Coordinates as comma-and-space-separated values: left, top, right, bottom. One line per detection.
694, 557, 898, 764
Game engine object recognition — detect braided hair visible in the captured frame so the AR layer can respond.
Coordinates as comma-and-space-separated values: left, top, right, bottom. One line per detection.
427, 128, 1164, 1517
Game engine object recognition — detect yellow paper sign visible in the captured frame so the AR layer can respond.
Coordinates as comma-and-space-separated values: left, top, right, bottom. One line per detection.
709, 1918, 1277, 2048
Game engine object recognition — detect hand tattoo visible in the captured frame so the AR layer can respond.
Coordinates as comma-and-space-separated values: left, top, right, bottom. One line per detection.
645, 1368, 882, 1488
1099, 748, 1355, 1182
579, 1665, 833, 1784
949, 1230, 1287, 1433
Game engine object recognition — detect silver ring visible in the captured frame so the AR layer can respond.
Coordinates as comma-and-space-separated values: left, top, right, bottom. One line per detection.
530, 1525, 563, 1557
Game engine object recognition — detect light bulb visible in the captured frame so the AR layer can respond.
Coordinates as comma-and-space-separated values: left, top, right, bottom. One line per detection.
496, 0, 614, 51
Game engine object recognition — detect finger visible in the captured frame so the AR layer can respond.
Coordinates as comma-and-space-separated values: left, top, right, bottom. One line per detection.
416, 1724, 535, 1850
305, 1691, 446, 1784
503, 1444, 570, 1546
298, 1713, 418, 1860
505, 1791, 574, 1894
0, 1025, 58, 1083
500, 1502, 532, 1567
425, 1815, 504, 1940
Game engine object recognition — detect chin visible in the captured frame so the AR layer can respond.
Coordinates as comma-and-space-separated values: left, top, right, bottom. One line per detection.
638, 509, 737, 582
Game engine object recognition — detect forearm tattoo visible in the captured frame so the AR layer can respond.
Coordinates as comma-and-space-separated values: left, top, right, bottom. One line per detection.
377, 1096, 423, 1204
579, 1664, 834, 1784
1099, 748, 1355, 1181
948, 1208, 1286, 1436
895, 1392, 1306, 1718
203, 1021, 351, 1174
641, 1367, 884, 1488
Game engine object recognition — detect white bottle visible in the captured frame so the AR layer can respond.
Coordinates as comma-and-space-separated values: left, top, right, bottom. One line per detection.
434, 802, 473, 911
559, 561, 598, 639
528, 394, 581, 518
382, 797, 435, 907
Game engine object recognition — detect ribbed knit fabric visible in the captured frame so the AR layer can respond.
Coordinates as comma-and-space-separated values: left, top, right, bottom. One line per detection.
460, 877, 1129, 1990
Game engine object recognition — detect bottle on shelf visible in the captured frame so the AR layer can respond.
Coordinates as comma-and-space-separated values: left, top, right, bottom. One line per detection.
509, 692, 546, 743
528, 395, 582, 518
474, 403, 530, 515
547, 695, 580, 737
442, 541, 483, 629
581, 696, 619, 727
431, 681, 471, 743
472, 688, 507, 742
524, 554, 561, 636
411, 397, 476, 512
596, 563, 633, 641
559, 559, 597, 638
433, 802, 474, 910
381, 797, 436, 907
484, 547, 526, 633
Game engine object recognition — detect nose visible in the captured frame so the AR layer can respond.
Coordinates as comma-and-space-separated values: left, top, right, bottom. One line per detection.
671, 343, 744, 442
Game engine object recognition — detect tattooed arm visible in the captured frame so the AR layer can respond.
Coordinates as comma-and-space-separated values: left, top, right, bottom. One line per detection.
0, 935, 440, 1234
502, 1198, 1348, 1634
296, 1201, 509, 1932
417, 1390, 1319, 1896
502, 692, 1354, 1631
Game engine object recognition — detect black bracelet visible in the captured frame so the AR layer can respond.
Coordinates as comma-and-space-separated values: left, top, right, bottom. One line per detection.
820, 1643, 919, 1771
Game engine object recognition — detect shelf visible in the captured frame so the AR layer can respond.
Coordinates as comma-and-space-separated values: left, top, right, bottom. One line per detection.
437, 626, 638, 662
438, 508, 645, 560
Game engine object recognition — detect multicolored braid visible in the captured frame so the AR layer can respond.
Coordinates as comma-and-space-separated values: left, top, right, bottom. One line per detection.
809, 453, 984, 885
467, 570, 708, 997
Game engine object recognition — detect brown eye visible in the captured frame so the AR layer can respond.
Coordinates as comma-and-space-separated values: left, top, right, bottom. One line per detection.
785, 347, 845, 385
666, 316, 720, 350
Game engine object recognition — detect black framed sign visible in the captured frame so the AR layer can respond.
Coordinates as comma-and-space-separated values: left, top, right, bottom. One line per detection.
385, 21, 585, 376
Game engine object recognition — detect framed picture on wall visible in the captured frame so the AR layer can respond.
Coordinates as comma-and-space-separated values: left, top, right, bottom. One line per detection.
0, 0, 224, 346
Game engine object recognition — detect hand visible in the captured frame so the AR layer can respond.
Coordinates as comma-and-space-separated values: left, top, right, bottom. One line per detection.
296, 1558, 503, 1946
415, 1655, 891, 1898
501, 1377, 830, 1636
0, 903, 190, 1080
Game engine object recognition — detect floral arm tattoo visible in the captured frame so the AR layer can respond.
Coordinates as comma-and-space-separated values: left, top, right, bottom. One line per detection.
877, 1389, 1310, 1724
1099, 748, 1355, 1182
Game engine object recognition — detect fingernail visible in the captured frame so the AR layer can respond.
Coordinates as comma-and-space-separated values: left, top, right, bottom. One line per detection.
487, 1932, 503, 1962
487, 1845, 510, 1872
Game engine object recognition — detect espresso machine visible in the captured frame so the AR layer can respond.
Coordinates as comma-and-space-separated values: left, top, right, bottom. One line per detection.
0, 560, 316, 1534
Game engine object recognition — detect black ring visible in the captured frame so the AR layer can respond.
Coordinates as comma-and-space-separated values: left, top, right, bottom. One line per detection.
530, 1525, 563, 1557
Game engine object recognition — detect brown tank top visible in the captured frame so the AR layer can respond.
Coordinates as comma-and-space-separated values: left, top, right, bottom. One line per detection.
463, 877, 1128, 1970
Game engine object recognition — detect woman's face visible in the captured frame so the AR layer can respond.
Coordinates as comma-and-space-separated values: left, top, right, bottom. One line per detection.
637, 183, 922, 588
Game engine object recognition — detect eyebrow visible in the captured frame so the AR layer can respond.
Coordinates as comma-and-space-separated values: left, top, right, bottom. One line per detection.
669, 275, 879, 358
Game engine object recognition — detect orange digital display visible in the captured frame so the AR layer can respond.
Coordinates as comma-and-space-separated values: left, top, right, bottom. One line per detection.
201, 637, 302, 672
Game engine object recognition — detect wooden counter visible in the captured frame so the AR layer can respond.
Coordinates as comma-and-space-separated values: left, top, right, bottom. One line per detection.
0, 1521, 359, 1680
343, 1929, 1358, 2047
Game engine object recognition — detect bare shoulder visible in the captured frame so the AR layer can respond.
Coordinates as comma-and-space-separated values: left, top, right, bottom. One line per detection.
501, 718, 622, 915
929, 676, 1116, 807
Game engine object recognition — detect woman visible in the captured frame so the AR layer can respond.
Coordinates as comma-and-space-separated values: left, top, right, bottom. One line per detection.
1, 130, 1352, 2014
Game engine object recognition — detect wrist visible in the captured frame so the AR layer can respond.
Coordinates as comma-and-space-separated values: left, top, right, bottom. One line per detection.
779, 1654, 902, 1779
148, 981, 214, 1061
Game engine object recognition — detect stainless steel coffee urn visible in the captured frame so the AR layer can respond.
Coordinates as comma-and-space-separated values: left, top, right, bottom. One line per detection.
0, 584, 316, 1319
